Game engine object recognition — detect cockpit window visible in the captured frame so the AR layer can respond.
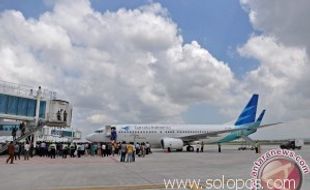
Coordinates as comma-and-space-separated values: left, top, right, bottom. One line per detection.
95, 130, 103, 133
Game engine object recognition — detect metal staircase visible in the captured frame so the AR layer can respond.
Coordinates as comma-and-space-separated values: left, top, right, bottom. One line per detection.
0, 122, 45, 154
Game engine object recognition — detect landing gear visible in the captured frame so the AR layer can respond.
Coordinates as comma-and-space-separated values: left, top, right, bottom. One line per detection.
255, 142, 261, 154
241, 136, 260, 154
167, 147, 171, 152
186, 145, 194, 152
218, 144, 221, 153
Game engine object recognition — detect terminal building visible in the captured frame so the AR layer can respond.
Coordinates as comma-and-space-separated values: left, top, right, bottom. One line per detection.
0, 81, 76, 147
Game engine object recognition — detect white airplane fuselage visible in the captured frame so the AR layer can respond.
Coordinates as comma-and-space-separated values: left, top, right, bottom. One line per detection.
86, 94, 272, 149
86, 123, 244, 146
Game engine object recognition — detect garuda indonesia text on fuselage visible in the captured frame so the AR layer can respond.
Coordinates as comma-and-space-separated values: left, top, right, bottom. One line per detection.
86, 94, 280, 150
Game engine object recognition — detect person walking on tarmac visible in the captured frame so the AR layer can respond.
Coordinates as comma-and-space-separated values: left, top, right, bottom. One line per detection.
120, 141, 127, 162
49, 143, 57, 159
70, 143, 76, 158
14, 143, 20, 160
101, 143, 106, 157
6, 142, 15, 164
196, 143, 201, 153
255, 141, 260, 154
141, 143, 146, 157
24, 142, 30, 160
218, 144, 222, 153
62, 143, 69, 159
126, 142, 135, 163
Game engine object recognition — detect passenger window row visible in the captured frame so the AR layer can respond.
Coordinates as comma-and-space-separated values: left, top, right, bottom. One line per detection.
118, 130, 208, 134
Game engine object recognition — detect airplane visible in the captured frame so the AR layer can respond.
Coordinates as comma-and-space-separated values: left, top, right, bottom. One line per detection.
86, 94, 281, 151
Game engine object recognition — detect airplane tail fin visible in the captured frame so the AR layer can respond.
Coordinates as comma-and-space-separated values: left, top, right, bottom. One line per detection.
234, 94, 258, 126
256, 109, 266, 123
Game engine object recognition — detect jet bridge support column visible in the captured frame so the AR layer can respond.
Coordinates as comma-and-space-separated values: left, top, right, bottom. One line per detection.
33, 86, 42, 148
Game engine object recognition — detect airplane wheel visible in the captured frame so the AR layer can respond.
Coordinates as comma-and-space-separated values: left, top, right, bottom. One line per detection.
187, 146, 194, 152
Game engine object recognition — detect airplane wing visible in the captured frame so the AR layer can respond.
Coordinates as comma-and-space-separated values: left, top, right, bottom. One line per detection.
257, 122, 282, 129
179, 122, 282, 142
179, 127, 251, 142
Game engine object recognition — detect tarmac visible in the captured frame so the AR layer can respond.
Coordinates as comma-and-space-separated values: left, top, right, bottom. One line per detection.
0, 145, 309, 190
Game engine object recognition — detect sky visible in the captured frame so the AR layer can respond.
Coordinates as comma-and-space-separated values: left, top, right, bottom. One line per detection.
0, 0, 309, 140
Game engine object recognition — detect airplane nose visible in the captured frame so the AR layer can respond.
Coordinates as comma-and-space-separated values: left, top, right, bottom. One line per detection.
85, 134, 94, 142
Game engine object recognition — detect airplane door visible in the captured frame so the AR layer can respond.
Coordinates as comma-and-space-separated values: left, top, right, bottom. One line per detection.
111, 126, 117, 141
105, 125, 117, 141
105, 125, 112, 137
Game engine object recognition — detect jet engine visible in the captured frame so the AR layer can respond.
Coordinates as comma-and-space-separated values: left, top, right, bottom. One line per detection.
160, 138, 184, 151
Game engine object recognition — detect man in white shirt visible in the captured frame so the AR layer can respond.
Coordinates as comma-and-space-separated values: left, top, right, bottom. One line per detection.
24, 143, 30, 160
49, 143, 57, 159
80, 144, 85, 156
40, 142, 46, 157
101, 143, 106, 157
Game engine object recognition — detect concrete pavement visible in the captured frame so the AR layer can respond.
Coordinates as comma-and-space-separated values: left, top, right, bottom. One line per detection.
0, 145, 309, 190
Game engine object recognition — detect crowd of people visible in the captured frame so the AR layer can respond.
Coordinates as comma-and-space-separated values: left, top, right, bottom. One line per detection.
3, 140, 152, 164
118, 141, 152, 162
4, 121, 152, 164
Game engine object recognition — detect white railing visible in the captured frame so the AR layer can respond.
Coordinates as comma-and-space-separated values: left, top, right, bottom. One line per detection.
0, 80, 56, 100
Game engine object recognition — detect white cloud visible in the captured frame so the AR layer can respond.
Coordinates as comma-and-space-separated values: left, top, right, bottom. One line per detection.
87, 113, 113, 125
0, 0, 236, 135
239, 36, 310, 121
240, 0, 310, 139
241, 0, 310, 52
1, 0, 309, 140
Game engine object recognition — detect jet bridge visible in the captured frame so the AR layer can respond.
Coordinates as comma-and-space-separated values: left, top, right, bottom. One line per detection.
0, 81, 72, 127
0, 81, 73, 150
